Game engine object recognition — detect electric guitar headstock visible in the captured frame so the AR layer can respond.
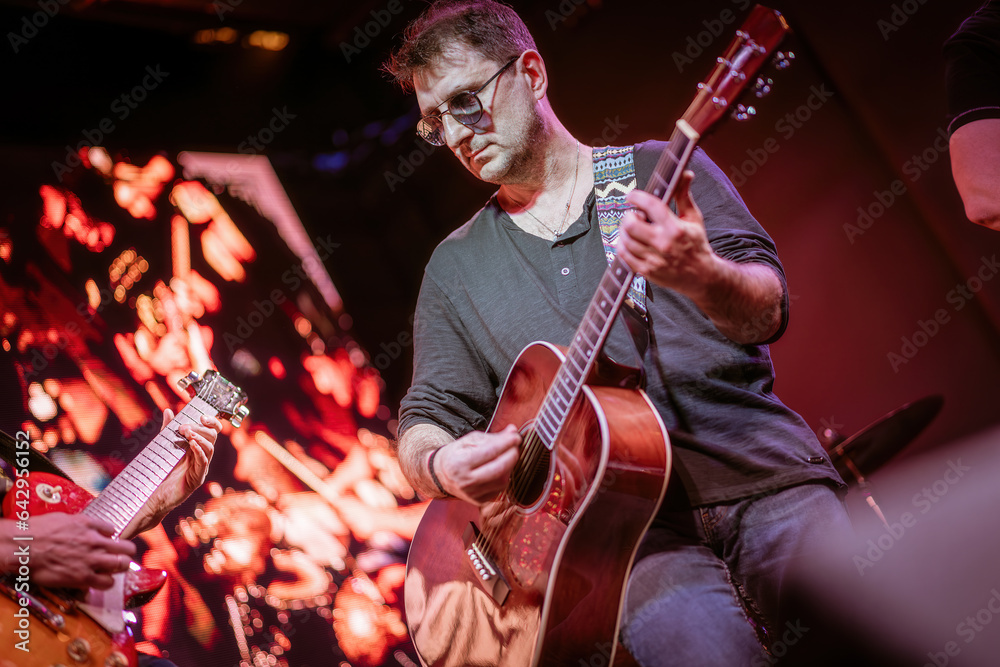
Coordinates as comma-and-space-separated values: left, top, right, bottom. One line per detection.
178, 369, 250, 426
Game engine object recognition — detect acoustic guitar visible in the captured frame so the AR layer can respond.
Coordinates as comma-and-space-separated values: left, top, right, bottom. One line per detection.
1, 369, 248, 667
403, 6, 792, 666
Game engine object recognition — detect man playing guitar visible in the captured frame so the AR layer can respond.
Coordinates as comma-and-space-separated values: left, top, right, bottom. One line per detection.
386, 1, 852, 664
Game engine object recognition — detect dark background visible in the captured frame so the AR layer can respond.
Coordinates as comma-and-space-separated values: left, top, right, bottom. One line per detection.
1, 0, 997, 483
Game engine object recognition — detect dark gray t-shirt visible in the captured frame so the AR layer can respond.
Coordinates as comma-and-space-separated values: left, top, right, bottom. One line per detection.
398, 141, 842, 506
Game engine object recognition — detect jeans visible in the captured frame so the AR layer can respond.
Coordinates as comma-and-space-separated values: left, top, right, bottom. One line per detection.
620, 481, 852, 667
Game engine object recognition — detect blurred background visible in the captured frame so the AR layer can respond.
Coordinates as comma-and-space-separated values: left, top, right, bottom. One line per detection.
0, 0, 997, 665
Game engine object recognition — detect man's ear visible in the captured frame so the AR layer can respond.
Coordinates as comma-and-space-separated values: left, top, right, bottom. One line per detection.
520, 50, 548, 100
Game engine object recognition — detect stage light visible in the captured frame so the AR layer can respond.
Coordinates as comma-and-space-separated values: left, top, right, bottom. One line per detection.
39, 185, 66, 227
28, 383, 58, 421
194, 28, 238, 45
246, 31, 288, 51
216, 27, 238, 44
308, 334, 325, 355
313, 152, 349, 174
171, 182, 218, 224
293, 315, 311, 337
232, 348, 262, 376
88, 147, 113, 176
84, 280, 100, 310
268, 357, 286, 379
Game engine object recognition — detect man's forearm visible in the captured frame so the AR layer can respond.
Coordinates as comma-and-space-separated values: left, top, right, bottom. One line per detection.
688, 257, 784, 345
122, 506, 167, 540
950, 119, 1000, 231
396, 423, 455, 499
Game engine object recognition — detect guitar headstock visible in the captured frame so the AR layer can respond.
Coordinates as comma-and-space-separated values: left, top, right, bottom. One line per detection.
682, 5, 791, 137
178, 369, 250, 427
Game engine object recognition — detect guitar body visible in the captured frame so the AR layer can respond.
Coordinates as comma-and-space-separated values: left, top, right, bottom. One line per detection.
0, 586, 137, 667
405, 342, 670, 667
1, 471, 170, 667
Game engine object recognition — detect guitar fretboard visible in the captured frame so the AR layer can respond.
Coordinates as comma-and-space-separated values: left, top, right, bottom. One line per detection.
533, 123, 700, 449
82, 396, 212, 537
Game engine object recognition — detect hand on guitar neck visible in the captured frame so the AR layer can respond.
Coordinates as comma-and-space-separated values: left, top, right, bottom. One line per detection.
617, 170, 785, 345
617, 170, 713, 294
125, 407, 223, 537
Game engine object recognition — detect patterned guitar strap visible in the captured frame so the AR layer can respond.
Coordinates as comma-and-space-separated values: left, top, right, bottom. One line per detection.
592, 145, 650, 358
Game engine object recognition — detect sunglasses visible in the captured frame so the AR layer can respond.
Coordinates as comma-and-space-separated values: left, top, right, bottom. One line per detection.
416, 56, 519, 146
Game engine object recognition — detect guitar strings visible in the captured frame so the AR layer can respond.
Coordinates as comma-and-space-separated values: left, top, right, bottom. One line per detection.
479, 359, 583, 559
478, 432, 537, 557
478, 426, 555, 561
478, 428, 546, 558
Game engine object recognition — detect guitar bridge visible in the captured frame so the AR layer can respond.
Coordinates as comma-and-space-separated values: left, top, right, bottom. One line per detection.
462, 523, 510, 606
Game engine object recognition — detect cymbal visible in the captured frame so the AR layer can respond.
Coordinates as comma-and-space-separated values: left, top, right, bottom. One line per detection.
826, 395, 944, 481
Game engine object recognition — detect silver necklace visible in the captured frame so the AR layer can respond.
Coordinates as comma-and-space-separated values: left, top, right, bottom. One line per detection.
511, 141, 581, 239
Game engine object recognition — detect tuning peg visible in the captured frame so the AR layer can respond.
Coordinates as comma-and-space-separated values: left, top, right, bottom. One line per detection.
773, 51, 795, 70
753, 76, 774, 98
177, 371, 200, 396
731, 104, 756, 122
230, 405, 249, 428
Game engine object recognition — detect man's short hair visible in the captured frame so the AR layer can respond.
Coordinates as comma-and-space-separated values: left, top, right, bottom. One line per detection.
383, 0, 537, 92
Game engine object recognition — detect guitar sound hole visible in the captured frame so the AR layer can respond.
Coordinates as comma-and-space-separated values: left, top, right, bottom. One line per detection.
508, 430, 550, 508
